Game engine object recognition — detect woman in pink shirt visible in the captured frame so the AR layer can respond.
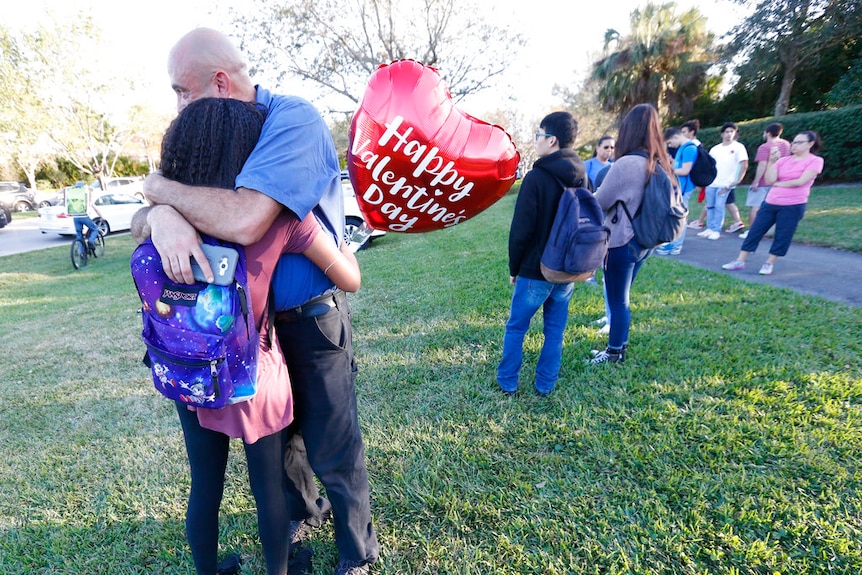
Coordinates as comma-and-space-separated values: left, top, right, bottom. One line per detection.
722, 131, 823, 275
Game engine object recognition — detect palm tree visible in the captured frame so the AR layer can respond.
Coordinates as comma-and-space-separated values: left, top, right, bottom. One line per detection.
590, 2, 715, 123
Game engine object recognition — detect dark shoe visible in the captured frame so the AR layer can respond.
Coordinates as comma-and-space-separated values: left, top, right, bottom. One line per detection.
334, 559, 370, 575
290, 506, 333, 554
590, 347, 626, 364
216, 553, 242, 575
288, 547, 314, 575
501, 388, 516, 397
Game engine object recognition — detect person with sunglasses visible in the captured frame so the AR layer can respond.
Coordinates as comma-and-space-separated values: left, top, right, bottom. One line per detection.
584, 135, 615, 190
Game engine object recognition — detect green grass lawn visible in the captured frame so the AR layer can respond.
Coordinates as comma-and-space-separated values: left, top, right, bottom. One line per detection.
0, 186, 860, 574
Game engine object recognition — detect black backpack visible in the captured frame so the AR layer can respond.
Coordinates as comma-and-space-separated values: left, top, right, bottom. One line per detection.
613, 152, 688, 249
540, 184, 610, 283
687, 142, 718, 187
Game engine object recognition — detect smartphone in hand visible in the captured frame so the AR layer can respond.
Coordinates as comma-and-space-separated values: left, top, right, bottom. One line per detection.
191, 244, 239, 286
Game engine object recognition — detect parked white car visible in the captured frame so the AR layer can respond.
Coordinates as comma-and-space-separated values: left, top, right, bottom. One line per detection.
38, 192, 147, 236
342, 172, 385, 251
93, 177, 145, 200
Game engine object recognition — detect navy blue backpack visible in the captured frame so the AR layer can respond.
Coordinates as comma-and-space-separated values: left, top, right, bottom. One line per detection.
540, 184, 610, 283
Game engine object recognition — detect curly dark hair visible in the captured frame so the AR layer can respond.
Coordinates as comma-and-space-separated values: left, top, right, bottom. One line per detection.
160, 97, 266, 189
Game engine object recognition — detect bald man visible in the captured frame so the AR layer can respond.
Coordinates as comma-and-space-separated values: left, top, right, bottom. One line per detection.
132, 28, 378, 575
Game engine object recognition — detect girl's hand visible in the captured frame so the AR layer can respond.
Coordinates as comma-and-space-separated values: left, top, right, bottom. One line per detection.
768, 146, 781, 162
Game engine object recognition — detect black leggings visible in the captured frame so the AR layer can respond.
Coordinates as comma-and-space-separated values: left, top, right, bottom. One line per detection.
175, 403, 293, 575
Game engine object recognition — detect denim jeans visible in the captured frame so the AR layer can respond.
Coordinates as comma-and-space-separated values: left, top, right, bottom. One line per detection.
705, 187, 730, 232
604, 238, 651, 350
663, 191, 693, 251
741, 201, 806, 257
73, 216, 99, 244
497, 277, 574, 395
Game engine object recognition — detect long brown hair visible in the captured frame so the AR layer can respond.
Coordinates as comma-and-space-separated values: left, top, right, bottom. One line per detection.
614, 103, 677, 187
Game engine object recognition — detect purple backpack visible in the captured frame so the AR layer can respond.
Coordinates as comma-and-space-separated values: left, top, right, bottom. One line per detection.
131, 239, 258, 409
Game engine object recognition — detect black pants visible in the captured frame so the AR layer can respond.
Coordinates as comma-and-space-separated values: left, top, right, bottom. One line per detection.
275, 291, 379, 564
175, 404, 292, 575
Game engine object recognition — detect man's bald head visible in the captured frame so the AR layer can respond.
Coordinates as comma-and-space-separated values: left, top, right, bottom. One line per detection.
167, 28, 255, 112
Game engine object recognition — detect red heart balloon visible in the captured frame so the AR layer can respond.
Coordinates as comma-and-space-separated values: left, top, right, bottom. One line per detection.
347, 60, 520, 233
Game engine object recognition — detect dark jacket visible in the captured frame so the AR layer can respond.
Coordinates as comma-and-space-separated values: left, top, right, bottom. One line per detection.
508, 148, 587, 279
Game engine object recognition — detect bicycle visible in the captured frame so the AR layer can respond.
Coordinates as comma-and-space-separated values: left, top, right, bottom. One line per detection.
71, 230, 105, 269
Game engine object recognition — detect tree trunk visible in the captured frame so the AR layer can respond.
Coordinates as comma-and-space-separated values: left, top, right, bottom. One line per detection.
774, 42, 800, 117
774, 64, 797, 117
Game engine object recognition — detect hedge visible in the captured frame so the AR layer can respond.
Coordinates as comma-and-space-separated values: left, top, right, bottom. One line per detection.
695, 105, 862, 183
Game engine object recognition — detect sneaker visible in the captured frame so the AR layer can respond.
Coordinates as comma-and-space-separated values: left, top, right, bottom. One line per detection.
597, 323, 610, 335
705, 230, 721, 240
594, 316, 609, 326
334, 560, 370, 575
722, 259, 745, 271
289, 548, 314, 575
726, 221, 745, 233
687, 220, 704, 229
696, 229, 711, 238
738, 230, 749, 239
654, 246, 672, 255
500, 388, 516, 397
759, 263, 774, 275
589, 347, 625, 364
216, 554, 242, 575
290, 505, 333, 552
669, 247, 682, 255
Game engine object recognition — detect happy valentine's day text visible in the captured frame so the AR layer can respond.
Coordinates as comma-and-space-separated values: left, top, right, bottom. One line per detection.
351, 115, 476, 231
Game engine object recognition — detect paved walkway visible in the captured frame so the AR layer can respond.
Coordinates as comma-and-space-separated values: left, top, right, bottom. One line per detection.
664, 226, 862, 308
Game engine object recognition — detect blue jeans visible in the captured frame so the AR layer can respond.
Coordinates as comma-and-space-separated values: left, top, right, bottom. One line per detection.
705, 187, 730, 232
604, 238, 651, 350
663, 191, 693, 251
74, 217, 99, 245
497, 277, 574, 394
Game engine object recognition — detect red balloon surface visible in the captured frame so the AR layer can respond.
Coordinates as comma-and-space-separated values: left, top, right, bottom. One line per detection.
347, 60, 520, 233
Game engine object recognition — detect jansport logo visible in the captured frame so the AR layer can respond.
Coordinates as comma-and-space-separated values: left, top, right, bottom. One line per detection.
160, 284, 200, 307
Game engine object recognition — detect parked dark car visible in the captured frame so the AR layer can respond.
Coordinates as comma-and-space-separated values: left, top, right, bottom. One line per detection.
0, 182, 36, 212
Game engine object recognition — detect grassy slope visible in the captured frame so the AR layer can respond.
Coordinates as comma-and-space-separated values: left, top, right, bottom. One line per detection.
0, 187, 859, 574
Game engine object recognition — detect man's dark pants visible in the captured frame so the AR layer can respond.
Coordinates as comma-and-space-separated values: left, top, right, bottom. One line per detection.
275, 291, 379, 564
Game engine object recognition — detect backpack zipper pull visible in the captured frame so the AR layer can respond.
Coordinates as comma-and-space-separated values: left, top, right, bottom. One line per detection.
210, 360, 220, 399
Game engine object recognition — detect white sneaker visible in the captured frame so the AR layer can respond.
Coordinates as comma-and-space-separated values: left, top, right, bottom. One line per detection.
706, 230, 721, 240
594, 316, 608, 326
696, 229, 711, 238
687, 221, 704, 229
739, 230, 749, 239
598, 323, 610, 335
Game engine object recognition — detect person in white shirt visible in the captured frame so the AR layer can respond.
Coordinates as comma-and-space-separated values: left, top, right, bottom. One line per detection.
697, 122, 749, 240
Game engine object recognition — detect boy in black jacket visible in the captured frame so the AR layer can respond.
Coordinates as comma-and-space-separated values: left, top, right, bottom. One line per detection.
497, 111, 587, 397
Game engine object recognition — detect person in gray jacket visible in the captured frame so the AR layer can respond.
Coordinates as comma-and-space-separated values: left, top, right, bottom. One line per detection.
591, 103, 677, 364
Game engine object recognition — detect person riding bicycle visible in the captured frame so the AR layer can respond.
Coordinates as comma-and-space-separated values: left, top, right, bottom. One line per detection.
67, 182, 102, 250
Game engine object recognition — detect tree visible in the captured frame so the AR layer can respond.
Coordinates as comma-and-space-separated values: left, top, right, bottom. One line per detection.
827, 50, 862, 107
0, 15, 168, 188
725, 0, 862, 116
554, 81, 619, 157
229, 0, 525, 114
590, 2, 715, 124
0, 26, 59, 188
